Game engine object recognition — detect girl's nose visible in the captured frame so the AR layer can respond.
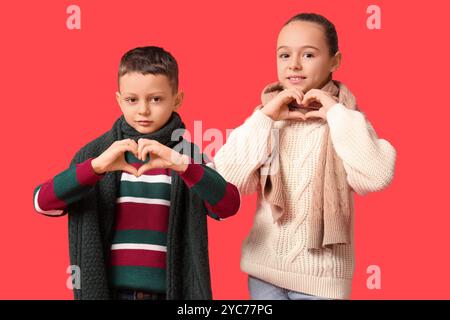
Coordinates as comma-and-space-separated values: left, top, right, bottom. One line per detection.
289, 56, 302, 70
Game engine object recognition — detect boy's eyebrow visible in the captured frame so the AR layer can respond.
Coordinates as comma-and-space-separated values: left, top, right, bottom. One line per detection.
123, 91, 166, 96
277, 45, 320, 51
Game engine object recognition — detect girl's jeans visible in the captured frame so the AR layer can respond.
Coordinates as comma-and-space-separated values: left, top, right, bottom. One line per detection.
248, 276, 333, 300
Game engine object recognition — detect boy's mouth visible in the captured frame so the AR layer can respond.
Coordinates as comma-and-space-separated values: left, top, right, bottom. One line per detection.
136, 120, 153, 127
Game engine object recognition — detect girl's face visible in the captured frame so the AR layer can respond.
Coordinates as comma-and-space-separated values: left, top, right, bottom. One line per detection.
277, 21, 341, 93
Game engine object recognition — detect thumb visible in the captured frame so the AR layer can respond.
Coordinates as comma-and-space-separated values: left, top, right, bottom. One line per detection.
304, 111, 322, 119
286, 110, 306, 121
137, 162, 158, 177
123, 164, 139, 177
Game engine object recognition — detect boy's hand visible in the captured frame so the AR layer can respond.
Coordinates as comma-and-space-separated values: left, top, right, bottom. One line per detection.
136, 139, 190, 176
302, 89, 339, 121
91, 139, 139, 176
261, 88, 307, 121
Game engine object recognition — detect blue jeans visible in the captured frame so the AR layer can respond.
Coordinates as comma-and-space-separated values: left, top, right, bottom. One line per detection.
112, 288, 166, 300
248, 276, 332, 300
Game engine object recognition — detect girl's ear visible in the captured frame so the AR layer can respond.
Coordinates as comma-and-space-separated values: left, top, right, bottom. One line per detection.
330, 51, 342, 73
173, 91, 184, 111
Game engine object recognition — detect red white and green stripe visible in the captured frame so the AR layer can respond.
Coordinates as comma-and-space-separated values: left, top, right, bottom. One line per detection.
34, 151, 240, 293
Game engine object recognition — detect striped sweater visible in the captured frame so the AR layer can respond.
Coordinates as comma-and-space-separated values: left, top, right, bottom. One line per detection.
34, 151, 240, 293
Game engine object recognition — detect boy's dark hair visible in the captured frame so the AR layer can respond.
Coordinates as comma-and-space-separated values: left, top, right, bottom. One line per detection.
118, 46, 179, 93
284, 13, 339, 56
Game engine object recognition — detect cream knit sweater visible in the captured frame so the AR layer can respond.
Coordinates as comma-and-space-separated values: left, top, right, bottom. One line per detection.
213, 103, 396, 299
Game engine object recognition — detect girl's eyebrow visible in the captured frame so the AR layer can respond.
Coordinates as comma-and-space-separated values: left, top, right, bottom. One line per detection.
277, 45, 320, 51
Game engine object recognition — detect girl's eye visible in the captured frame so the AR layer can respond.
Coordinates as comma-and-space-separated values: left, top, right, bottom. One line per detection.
125, 97, 137, 103
279, 53, 290, 59
303, 53, 314, 59
151, 96, 162, 103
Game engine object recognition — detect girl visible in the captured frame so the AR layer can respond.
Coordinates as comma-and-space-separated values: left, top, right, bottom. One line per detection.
213, 13, 396, 300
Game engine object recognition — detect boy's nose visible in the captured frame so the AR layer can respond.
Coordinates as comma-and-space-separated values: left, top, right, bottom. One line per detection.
138, 103, 151, 115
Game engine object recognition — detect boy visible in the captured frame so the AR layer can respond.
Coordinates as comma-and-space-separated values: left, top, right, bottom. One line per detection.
33, 46, 240, 300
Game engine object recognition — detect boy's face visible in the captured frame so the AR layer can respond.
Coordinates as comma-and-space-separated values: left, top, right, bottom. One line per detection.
276, 21, 341, 93
116, 72, 183, 134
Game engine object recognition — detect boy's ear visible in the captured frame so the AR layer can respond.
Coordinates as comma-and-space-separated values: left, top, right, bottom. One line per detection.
330, 51, 342, 73
173, 91, 184, 111
115, 91, 123, 109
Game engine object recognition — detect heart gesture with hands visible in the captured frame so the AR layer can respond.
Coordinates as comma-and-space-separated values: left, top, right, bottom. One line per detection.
301, 89, 339, 120
262, 87, 339, 121
91, 138, 190, 177
136, 138, 190, 176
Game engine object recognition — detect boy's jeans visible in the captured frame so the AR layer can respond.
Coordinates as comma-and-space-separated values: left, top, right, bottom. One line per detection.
112, 288, 166, 300
248, 276, 333, 300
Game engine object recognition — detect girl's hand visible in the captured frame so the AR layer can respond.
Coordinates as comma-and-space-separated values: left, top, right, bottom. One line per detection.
91, 139, 139, 176
261, 88, 307, 121
137, 139, 190, 176
302, 89, 339, 121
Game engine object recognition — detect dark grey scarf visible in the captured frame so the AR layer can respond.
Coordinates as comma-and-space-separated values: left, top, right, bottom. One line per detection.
68, 113, 212, 300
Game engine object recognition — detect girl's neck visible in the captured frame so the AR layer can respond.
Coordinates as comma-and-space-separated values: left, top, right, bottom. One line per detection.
316, 74, 333, 90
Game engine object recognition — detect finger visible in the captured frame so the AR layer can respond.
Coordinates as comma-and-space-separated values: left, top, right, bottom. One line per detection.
295, 91, 303, 105
287, 89, 302, 105
304, 110, 322, 119
303, 89, 325, 105
302, 92, 318, 107
128, 139, 138, 149
297, 91, 305, 105
141, 145, 158, 162
281, 90, 298, 104
139, 138, 157, 145
137, 139, 151, 161
118, 139, 138, 156
119, 138, 133, 145
116, 144, 139, 157
140, 145, 150, 162
286, 110, 306, 121
137, 163, 152, 177
137, 139, 143, 160
128, 139, 139, 155
120, 139, 138, 158
169, 150, 188, 166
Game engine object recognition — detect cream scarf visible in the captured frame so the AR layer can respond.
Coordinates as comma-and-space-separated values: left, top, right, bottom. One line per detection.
259, 80, 358, 251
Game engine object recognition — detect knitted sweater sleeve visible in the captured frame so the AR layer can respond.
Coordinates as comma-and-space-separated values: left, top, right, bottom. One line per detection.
326, 103, 397, 196
33, 158, 104, 217
213, 110, 274, 195
178, 162, 240, 220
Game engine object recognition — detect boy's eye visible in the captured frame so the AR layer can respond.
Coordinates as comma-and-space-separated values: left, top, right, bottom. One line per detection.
151, 96, 162, 103
279, 53, 290, 59
303, 53, 314, 59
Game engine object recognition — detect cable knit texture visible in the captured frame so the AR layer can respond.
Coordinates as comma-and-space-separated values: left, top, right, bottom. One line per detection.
258, 80, 358, 251
213, 103, 396, 299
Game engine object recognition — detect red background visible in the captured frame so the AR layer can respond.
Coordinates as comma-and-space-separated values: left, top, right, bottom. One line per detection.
1, 0, 449, 299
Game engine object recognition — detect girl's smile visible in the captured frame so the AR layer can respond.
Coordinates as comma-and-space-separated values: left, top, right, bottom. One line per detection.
286, 74, 307, 85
